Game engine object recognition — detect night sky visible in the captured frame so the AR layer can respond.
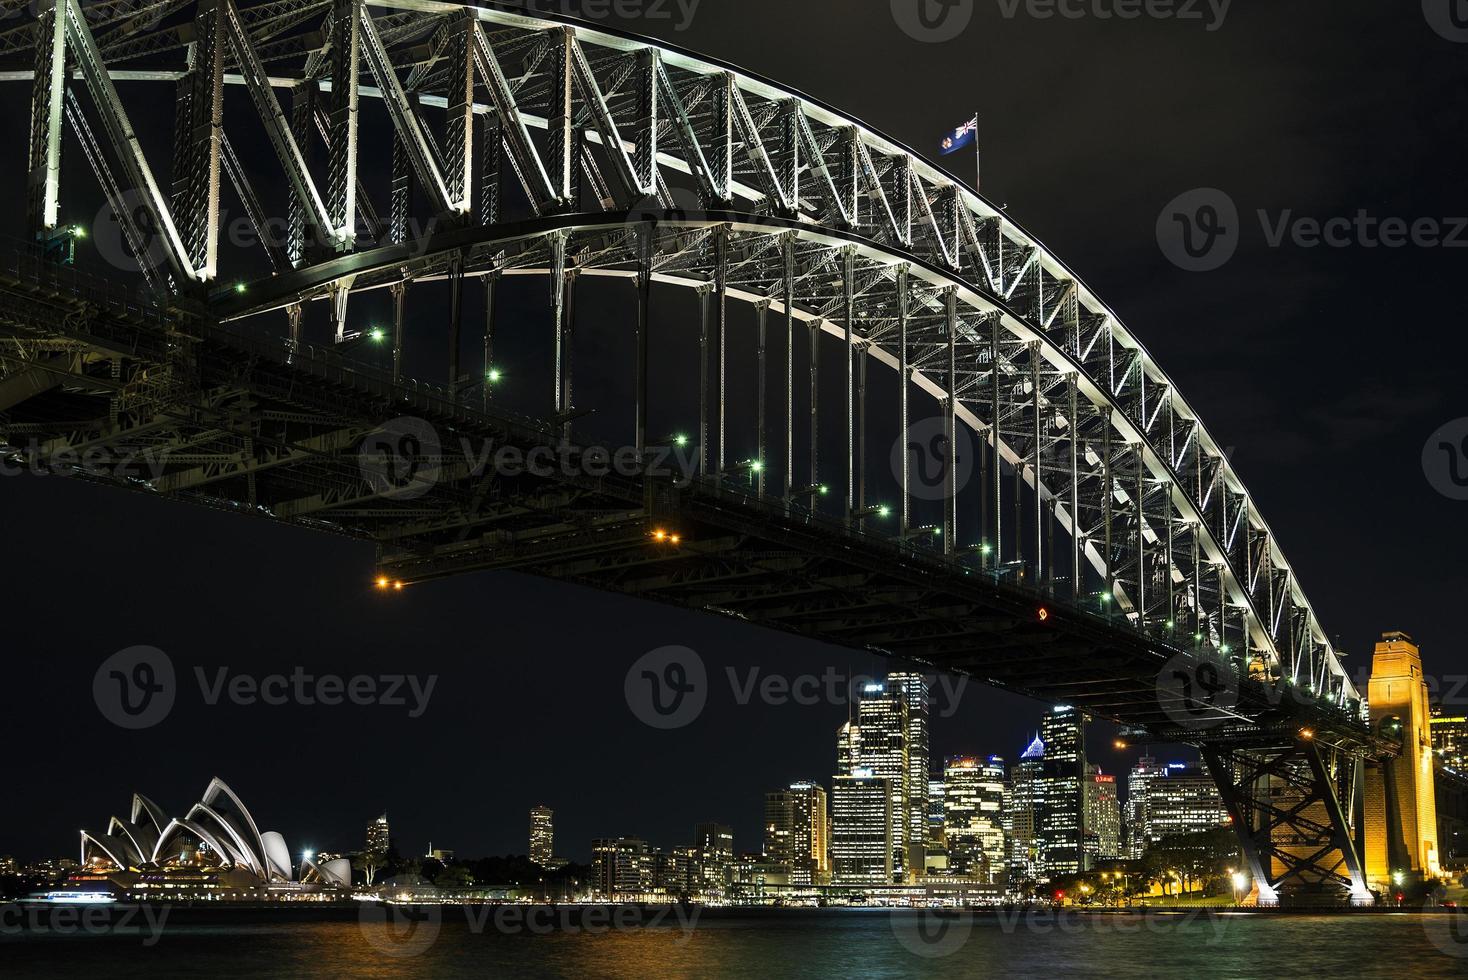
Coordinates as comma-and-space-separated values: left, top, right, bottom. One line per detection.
3, 1, 1466, 866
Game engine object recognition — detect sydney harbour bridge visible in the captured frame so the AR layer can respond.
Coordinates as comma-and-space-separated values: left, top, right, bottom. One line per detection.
0, 0, 1410, 903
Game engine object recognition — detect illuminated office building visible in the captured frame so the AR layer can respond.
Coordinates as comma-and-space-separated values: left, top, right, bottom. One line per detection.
694, 822, 734, 890
1141, 763, 1229, 845
830, 773, 892, 885
591, 837, 654, 896
1004, 735, 1044, 880
764, 781, 830, 885
1431, 705, 1468, 773
943, 756, 1006, 882
1084, 765, 1122, 862
1125, 755, 1162, 858
856, 683, 910, 882
1037, 705, 1087, 875
888, 672, 931, 877
529, 805, 554, 867
366, 813, 390, 862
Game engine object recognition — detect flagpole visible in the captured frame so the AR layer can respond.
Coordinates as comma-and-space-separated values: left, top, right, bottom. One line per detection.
974, 111, 981, 195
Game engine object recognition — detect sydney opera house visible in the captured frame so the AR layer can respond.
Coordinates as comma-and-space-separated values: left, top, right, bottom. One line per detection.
78, 778, 350, 898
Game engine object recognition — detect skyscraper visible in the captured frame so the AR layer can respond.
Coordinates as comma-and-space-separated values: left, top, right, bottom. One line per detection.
888, 672, 931, 877
1125, 755, 1162, 859
943, 756, 1006, 882
830, 773, 892, 885
763, 781, 830, 885
1005, 735, 1044, 881
856, 681, 910, 882
1430, 705, 1468, 772
1084, 766, 1122, 862
366, 813, 389, 861
836, 719, 861, 776
1037, 705, 1088, 876
529, 805, 554, 867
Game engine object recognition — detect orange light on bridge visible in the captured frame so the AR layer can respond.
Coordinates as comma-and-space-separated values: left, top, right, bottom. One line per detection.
1037, 607, 1050, 622
652, 529, 667, 541
1299, 728, 1314, 740
669, 534, 682, 545
392, 581, 404, 591
375, 576, 389, 589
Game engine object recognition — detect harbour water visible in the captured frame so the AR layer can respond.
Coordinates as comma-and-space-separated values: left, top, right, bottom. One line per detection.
4, 907, 1467, 978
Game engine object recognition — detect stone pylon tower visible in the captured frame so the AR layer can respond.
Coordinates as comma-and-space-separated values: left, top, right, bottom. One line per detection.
1363, 631, 1440, 893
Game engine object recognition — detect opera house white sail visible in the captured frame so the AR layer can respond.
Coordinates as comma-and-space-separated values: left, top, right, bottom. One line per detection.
80, 778, 349, 888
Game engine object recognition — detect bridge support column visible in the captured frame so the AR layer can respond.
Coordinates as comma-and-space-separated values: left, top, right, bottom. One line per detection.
635, 232, 651, 459
1363, 631, 1440, 895
755, 300, 769, 496
482, 270, 498, 410
897, 265, 909, 537
389, 280, 406, 384
1202, 739, 1370, 906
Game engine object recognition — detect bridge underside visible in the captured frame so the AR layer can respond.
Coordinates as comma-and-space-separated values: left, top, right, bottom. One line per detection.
0, 259, 1383, 904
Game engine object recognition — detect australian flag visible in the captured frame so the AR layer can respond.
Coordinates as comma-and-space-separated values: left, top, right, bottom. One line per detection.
940, 115, 978, 155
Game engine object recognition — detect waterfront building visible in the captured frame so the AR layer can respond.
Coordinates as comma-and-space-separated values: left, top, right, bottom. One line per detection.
1142, 763, 1229, 845
694, 821, 734, 891
830, 773, 892, 885
1430, 704, 1468, 773
590, 837, 654, 896
1037, 705, 1088, 875
764, 781, 830, 885
655, 846, 699, 893
78, 778, 350, 890
856, 682, 910, 881
529, 805, 555, 867
1084, 765, 1122, 862
426, 846, 454, 863
943, 756, 1006, 882
1125, 755, 1162, 858
888, 672, 931, 876
366, 813, 390, 862
1005, 735, 1044, 881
